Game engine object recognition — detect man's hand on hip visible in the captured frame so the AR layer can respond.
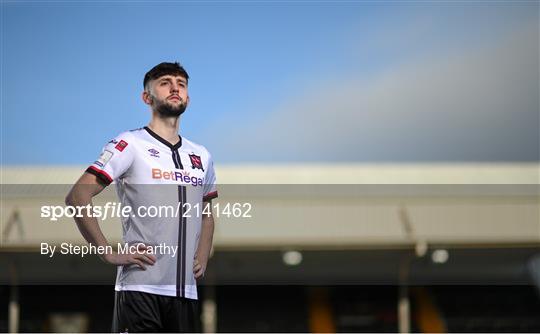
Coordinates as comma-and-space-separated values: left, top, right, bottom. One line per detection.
193, 257, 207, 279
102, 245, 156, 270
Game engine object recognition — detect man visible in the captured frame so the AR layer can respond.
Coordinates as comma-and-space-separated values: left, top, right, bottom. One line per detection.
66, 62, 217, 332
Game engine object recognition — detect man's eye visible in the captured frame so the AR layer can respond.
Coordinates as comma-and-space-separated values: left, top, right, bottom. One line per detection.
161, 82, 169, 86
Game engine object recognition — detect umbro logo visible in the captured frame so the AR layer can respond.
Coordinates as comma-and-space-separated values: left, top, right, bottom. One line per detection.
148, 148, 160, 158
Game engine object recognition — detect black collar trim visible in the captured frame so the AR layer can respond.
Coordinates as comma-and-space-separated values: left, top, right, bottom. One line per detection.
144, 126, 182, 150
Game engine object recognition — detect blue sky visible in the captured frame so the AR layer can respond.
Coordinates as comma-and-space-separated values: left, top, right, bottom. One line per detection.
2, 1, 538, 165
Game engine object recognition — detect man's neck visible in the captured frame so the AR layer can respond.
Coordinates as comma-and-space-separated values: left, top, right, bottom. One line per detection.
148, 113, 181, 145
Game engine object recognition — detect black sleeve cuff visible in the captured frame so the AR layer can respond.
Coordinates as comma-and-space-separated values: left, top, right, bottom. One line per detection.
203, 191, 218, 202
86, 166, 113, 187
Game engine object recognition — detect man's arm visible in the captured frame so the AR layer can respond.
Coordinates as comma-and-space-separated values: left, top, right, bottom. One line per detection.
65, 172, 156, 269
193, 200, 215, 279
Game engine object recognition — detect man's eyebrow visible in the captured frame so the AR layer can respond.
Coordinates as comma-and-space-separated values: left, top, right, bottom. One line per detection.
158, 77, 187, 84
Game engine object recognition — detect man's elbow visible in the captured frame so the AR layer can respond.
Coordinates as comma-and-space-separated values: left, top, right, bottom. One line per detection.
65, 190, 77, 207
65, 188, 89, 207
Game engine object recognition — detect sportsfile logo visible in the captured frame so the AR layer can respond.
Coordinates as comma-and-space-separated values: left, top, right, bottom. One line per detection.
151, 168, 203, 187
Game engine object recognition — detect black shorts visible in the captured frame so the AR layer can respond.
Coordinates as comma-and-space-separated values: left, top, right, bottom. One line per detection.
112, 290, 200, 333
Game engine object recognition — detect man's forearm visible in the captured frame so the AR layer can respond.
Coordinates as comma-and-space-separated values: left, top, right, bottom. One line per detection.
73, 211, 111, 249
196, 214, 215, 263
66, 188, 111, 252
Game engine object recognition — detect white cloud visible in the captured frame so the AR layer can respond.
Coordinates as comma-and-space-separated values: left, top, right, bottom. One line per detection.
207, 19, 538, 162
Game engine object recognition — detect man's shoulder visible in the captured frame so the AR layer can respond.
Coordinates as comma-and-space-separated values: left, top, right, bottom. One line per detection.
98, 128, 146, 154
111, 128, 145, 142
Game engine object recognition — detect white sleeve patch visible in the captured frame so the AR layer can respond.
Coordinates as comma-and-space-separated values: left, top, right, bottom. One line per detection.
96, 150, 114, 167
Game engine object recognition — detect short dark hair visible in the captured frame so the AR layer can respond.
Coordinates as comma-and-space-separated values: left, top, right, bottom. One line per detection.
143, 62, 189, 89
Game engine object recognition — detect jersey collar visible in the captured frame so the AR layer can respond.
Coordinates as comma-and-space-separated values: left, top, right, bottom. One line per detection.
144, 126, 182, 150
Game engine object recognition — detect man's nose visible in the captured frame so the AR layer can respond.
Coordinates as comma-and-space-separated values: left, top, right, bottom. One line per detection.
171, 83, 179, 92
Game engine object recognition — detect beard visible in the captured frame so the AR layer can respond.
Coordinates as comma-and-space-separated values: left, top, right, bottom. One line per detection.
152, 95, 187, 118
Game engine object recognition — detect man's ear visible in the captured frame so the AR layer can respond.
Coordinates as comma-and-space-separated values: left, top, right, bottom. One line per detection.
186, 95, 190, 106
142, 91, 153, 105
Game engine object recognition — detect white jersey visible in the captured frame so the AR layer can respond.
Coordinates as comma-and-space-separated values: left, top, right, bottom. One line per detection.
86, 126, 218, 299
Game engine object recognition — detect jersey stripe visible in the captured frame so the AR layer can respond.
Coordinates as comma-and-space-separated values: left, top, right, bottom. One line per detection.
170, 148, 187, 298
181, 186, 187, 297
172, 149, 184, 170
176, 185, 184, 297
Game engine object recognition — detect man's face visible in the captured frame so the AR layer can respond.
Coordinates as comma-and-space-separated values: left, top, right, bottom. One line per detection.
144, 74, 189, 117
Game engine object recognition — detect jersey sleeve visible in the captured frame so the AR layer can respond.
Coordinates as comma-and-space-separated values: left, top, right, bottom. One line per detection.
203, 153, 218, 201
85, 133, 135, 186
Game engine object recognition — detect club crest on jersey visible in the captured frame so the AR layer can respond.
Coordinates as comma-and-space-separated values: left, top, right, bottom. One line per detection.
148, 148, 160, 158
115, 140, 128, 152
189, 154, 204, 171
